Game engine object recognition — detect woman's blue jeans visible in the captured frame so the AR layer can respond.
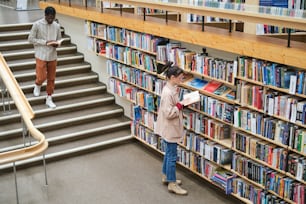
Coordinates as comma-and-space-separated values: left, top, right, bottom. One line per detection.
162, 140, 177, 182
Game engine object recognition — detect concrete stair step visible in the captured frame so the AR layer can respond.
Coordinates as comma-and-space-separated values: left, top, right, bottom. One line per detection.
0, 23, 32, 32
14, 62, 92, 82
0, 35, 70, 51
0, 104, 126, 148
0, 91, 114, 125
0, 135, 133, 172
18, 72, 99, 95
2, 43, 77, 61
6, 52, 84, 69
0, 82, 108, 113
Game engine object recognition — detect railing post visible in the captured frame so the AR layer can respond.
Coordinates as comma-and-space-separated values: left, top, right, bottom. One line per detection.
143, 8, 146, 21
202, 16, 205, 32
43, 153, 48, 186
13, 162, 19, 204
165, 11, 168, 24
229, 19, 232, 33
0, 77, 11, 114
287, 28, 291, 48
101, 0, 103, 13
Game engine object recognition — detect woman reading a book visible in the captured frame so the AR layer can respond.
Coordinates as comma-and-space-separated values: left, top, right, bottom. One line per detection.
155, 62, 188, 195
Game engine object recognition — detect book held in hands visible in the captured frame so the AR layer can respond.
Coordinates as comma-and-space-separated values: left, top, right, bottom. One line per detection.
181, 90, 200, 106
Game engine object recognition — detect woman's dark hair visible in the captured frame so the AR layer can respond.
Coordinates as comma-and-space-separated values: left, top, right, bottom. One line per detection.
157, 61, 184, 79
45, 6, 56, 16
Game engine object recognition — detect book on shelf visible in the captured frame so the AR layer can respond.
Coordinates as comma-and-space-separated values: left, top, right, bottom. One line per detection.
186, 78, 208, 89
181, 90, 200, 106
213, 84, 230, 96
225, 90, 236, 100
203, 81, 222, 93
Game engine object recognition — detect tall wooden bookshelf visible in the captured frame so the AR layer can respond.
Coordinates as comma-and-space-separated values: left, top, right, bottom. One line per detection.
40, 1, 306, 203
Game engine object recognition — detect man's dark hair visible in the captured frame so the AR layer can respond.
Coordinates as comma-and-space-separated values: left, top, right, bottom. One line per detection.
45, 6, 56, 16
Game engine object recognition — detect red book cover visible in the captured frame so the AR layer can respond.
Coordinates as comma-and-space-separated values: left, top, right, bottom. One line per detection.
203, 81, 222, 93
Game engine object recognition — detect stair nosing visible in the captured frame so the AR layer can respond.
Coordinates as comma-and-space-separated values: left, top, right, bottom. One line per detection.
2, 46, 77, 57
0, 135, 134, 169
14, 64, 91, 78
7, 55, 84, 67
0, 95, 112, 123
35, 109, 124, 129
0, 121, 131, 153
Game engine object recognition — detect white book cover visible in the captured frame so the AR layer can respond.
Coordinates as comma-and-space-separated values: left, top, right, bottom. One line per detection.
289, 75, 297, 94
181, 90, 200, 106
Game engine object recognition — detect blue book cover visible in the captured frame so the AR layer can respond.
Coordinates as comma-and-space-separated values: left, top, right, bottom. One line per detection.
187, 78, 208, 89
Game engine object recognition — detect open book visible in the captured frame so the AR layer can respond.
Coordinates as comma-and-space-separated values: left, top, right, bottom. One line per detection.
181, 90, 200, 106
47, 39, 64, 46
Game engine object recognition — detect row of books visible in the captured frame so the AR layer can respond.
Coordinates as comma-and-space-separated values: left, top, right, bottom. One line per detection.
182, 131, 233, 165
86, 21, 169, 55
211, 169, 234, 195
238, 57, 306, 95
233, 178, 291, 204
233, 107, 306, 153
182, 90, 234, 124
233, 133, 306, 182
232, 153, 306, 202
107, 60, 157, 92
85, 20, 106, 38
184, 78, 234, 101
157, 43, 237, 84
125, 30, 166, 53
183, 110, 231, 140
236, 82, 306, 125
232, 132, 289, 171
131, 122, 158, 147
237, 82, 264, 110
105, 43, 157, 71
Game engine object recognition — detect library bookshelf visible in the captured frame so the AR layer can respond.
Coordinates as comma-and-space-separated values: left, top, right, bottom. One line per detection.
40, 1, 305, 203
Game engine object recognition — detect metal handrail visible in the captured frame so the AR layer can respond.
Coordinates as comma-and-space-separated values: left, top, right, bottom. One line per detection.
0, 53, 48, 165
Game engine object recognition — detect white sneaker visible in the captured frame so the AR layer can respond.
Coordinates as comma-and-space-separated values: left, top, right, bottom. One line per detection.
33, 84, 41, 97
46, 96, 56, 109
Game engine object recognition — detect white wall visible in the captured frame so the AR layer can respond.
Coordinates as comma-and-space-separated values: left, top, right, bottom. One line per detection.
57, 13, 132, 117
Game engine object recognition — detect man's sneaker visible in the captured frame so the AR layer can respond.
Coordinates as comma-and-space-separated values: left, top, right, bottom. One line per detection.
33, 84, 41, 97
46, 96, 56, 109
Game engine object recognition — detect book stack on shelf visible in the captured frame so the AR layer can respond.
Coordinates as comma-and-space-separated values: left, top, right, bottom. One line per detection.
85, 18, 305, 204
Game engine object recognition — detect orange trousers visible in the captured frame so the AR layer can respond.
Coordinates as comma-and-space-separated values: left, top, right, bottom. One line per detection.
35, 58, 57, 96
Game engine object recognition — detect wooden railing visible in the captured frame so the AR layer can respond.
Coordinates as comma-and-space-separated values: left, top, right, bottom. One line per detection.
0, 54, 48, 165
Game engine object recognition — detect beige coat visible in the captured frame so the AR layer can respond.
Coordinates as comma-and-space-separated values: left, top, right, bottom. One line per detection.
155, 82, 184, 143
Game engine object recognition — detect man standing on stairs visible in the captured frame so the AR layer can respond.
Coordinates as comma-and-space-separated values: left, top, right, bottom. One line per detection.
28, 6, 61, 109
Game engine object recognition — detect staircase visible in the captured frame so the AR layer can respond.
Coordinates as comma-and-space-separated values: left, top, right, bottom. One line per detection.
0, 23, 132, 172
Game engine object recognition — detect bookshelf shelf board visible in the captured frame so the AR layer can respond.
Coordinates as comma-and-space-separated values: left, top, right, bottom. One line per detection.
236, 76, 306, 99
88, 34, 106, 40
188, 106, 233, 126
234, 127, 289, 149
134, 136, 163, 154
185, 127, 232, 149
231, 193, 253, 204
181, 80, 236, 105
190, 70, 236, 88
288, 147, 306, 157
106, 0, 306, 31
233, 148, 288, 176
286, 172, 306, 185
42, 2, 306, 69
